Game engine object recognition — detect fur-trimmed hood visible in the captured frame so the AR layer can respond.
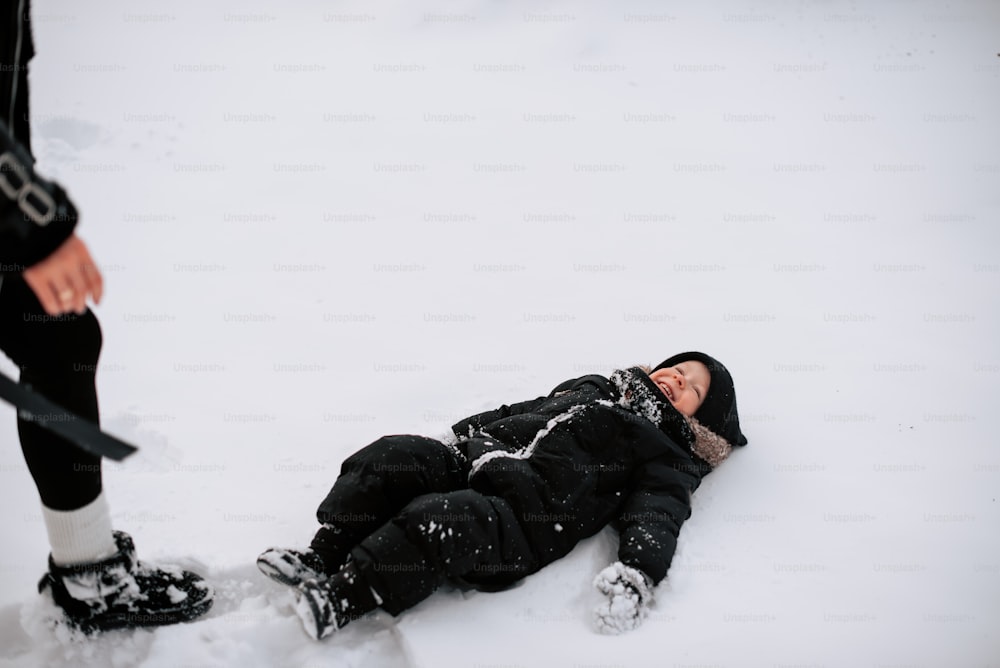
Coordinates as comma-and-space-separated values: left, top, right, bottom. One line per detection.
609, 367, 733, 469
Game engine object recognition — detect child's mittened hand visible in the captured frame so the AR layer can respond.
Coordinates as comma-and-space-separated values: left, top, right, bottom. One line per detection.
592, 561, 653, 635
436, 430, 459, 446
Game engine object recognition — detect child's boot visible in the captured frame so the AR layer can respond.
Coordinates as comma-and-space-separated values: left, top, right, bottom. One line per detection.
256, 547, 328, 587
293, 561, 378, 640
257, 523, 353, 587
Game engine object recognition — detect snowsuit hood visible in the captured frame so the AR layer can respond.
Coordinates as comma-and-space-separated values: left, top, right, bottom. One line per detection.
653, 352, 748, 448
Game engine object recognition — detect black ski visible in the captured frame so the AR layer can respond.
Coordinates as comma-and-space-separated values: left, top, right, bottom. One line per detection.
0, 371, 137, 460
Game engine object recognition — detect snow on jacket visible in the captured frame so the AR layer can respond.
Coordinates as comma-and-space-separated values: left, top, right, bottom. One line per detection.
1, 0, 79, 272
451, 367, 733, 585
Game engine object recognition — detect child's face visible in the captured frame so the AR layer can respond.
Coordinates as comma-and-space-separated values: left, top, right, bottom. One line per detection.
648, 361, 711, 417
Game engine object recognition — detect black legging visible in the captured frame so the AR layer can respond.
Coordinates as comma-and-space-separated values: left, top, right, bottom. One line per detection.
0, 275, 103, 510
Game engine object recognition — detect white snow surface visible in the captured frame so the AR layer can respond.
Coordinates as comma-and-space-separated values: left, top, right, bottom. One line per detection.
1, 0, 998, 666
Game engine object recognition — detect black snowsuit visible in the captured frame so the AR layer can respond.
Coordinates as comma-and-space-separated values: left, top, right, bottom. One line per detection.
1, 0, 105, 511
316, 372, 714, 615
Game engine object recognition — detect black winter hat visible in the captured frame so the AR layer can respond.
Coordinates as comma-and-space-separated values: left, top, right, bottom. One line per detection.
654, 352, 748, 447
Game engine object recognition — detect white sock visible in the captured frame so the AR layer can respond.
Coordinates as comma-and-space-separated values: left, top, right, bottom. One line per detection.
41, 492, 118, 566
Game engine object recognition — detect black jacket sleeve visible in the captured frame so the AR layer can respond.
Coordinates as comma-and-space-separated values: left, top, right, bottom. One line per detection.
451, 394, 551, 438
616, 457, 699, 584
1, 3, 77, 271
450, 374, 609, 437
0, 122, 78, 269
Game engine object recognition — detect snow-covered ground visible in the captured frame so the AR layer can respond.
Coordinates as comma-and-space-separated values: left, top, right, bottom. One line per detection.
1, 0, 998, 665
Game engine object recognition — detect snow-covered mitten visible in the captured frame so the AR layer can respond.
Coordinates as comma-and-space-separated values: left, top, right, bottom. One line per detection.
37, 531, 213, 634
437, 430, 459, 446
592, 561, 653, 635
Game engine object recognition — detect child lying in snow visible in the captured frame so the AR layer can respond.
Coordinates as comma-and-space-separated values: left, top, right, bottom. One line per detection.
258, 352, 747, 639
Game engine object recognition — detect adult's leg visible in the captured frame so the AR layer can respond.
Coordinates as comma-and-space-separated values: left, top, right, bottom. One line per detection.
1, 277, 216, 629
309, 434, 467, 570
0, 276, 113, 564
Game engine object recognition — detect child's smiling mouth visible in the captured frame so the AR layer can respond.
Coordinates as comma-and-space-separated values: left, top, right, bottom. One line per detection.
655, 381, 674, 402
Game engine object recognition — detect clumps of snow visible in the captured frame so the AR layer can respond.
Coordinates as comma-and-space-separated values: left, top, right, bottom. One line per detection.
609, 368, 662, 427
20, 593, 86, 645
166, 585, 188, 604
60, 562, 133, 604
140, 563, 184, 581
14, 593, 160, 666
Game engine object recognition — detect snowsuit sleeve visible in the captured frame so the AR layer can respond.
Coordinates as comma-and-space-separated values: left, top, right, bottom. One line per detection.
0, 123, 79, 269
451, 394, 551, 439
450, 374, 610, 438
616, 457, 698, 585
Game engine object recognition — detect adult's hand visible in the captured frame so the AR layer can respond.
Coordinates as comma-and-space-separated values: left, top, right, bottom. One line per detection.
23, 234, 103, 315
